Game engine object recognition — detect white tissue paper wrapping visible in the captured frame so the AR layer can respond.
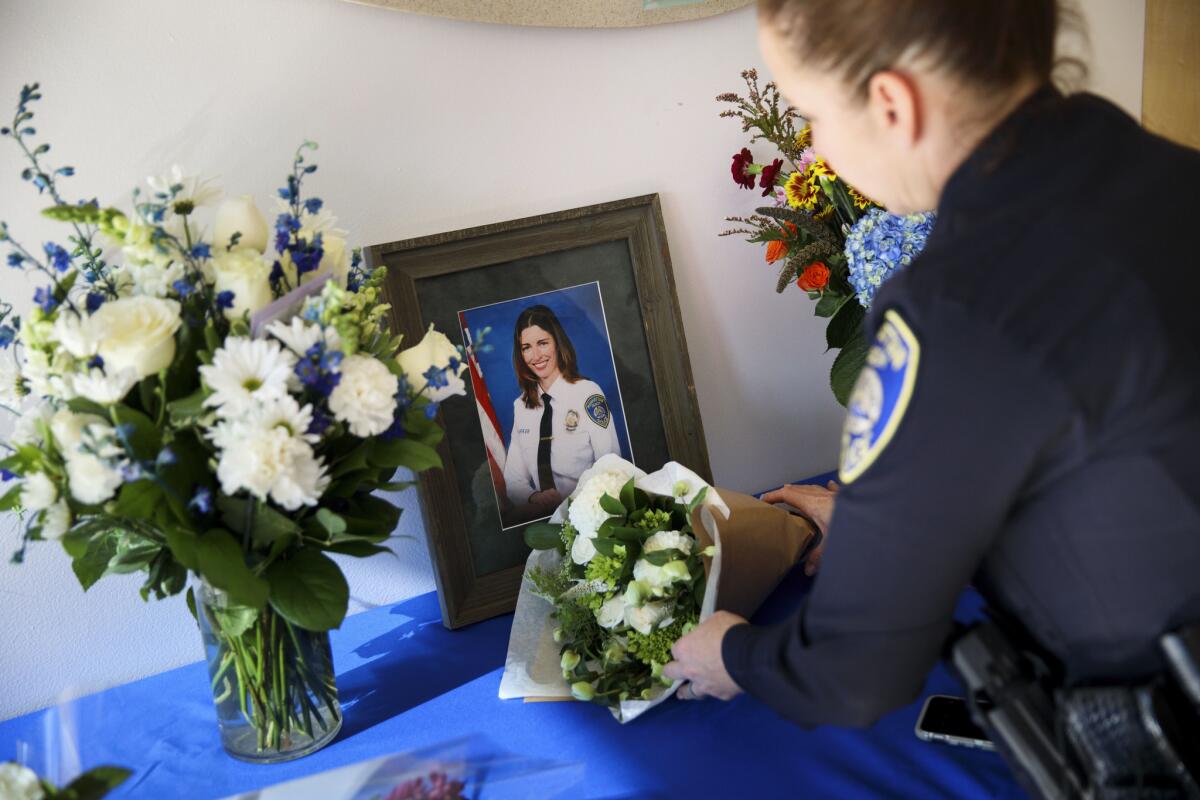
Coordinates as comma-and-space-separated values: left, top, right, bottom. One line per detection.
498, 454, 730, 723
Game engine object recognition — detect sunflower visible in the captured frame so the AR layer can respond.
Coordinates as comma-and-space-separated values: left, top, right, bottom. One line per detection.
795, 125, 812, 151
848, 187, 876, 210
785, 170, 821, 211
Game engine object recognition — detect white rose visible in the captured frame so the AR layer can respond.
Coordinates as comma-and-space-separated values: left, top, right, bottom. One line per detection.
90, 296, 181, 379
633, 557, 691, 596
328, 354, 398, 437
209, 248, 273, 320
396, 325, 467, 404
214, 195, 268, 253
596, 594, 625, 629
318, 232, 350, 285
20, 472, 58, 512
625, 601, 670, 635
570, 533, 597, 566
39, 500, 72, 540
643, 530, 695, 556
0, 762, 44, 800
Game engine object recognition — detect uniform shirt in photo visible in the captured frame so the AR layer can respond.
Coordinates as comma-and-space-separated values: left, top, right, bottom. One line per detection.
503, 375, 621, 506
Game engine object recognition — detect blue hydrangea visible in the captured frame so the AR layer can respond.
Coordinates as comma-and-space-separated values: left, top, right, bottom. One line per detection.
844, 208, 936, 308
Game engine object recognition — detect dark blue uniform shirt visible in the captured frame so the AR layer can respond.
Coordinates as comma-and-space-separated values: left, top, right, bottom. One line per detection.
722, 87, 1200, 728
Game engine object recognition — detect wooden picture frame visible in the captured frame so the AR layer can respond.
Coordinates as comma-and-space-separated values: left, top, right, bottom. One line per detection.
367, 194, 710, 628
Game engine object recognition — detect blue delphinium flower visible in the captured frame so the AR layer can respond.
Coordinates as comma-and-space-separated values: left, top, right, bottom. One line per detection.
304, 197, 323, 214
0, 326, 14, 348
6, 253, 24, 268
274, 213, 300, 253
295, 341, 343, 397
190, 242, 212, 260
86, 291, 105, 313
87, 354, 104, 370
172, 278, 196, 298
189, 486, 214, 516
216, 290, 235, 311
33, 285, 57, 313
44, 242, 71, 272
844, 208, 936, 308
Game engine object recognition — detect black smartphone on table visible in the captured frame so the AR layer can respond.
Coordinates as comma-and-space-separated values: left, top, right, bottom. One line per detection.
914, 694, 996, 751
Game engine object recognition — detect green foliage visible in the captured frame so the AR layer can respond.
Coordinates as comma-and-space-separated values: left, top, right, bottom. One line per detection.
525, 521, 563, 552
266, 548, 349, 631
45, 764, 132, 800
831, 330, 869, 407
627, 615, 695, 668
825, 295, 865, 351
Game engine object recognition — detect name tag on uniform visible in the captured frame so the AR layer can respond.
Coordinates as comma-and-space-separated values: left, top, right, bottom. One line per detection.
518, 428, 531, 435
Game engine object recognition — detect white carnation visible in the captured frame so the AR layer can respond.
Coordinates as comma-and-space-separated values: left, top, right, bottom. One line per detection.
0, 761, 44, 800
567, 470, 631, 541
633, 557, 691, 596
50, 410, 107, 453
66, 452, 124, 505
328, 354, 398, 437
11, 402, 52, 447
38, 500, 73, 540
20, 472, 58, 512
200, 337, 296, 418
115, 260, 187, 298
215, 426, 328, 510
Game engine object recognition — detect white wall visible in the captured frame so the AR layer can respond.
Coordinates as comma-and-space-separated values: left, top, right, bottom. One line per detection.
0, 0, 1144, 721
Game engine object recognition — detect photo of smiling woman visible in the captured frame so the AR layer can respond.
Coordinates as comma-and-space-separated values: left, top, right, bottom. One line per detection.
502, 304, 622, 524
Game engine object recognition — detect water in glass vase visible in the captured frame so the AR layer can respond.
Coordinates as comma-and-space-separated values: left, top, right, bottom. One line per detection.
196, 581, 342, 763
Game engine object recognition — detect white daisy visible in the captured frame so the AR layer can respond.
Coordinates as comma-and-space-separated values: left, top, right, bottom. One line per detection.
0, 351, 24, 411
328, 354, 397, 437
200, 337, 296, 418
70, 366, 139, 405
147, 164, 222, 210
209, 395, 317, 449
265, 317, 342, 357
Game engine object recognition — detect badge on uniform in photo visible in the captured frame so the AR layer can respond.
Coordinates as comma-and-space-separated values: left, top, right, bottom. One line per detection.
565, 409, 580, 432
584, 394, 610, 429
839, 309, 921, 484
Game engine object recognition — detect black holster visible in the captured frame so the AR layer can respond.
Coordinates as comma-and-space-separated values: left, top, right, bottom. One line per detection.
949, 621, 1200, 799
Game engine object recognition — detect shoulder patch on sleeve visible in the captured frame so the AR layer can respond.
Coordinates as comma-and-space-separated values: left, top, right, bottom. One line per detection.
584, 393, 610, 429
839, 309, 921, 484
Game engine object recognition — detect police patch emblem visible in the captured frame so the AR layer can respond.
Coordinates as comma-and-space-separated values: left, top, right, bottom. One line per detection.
584, 394, 610, 429
839, 310, 921, 484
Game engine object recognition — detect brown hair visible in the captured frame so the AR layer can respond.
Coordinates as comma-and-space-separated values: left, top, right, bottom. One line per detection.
758, 0, 1086, 98
513, 305, 582, 409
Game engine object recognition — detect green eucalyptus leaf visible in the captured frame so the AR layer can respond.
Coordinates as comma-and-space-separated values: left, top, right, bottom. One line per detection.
166, 387, 208, 426
265, 548, 349, 631
217, 495, 298, 548
599, 494, 626, 517
0, 483, 22, 512
591, 537, 624, 558
185, 585, 198, 622
814, 292, 852, 319
619, 478, 636, 512
212, 604, 258, 638
110, 404, 160, 461
316, 508, 347, 536
609, 526, 647, 542
324, 541, 395, 558
369, 438, 441, 472
524, 522, 563, 551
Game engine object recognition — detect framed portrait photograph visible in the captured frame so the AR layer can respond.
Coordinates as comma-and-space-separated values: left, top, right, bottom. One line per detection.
367, 194, 710, 628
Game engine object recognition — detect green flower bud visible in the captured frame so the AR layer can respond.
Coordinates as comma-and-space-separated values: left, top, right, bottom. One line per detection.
571, 681, 595, 702
672, 480, 691, 498
603, 641, 626, 664
702, 545, 717, 558
560, 650, 581, 672
623, 580, 648, 607
663, 560, 691, 582
552, 627, 565, 643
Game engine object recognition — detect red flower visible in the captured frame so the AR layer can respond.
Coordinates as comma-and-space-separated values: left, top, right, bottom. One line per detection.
730, 148, 755, 190
797, 261, 831, 292
759, 158, 783, 196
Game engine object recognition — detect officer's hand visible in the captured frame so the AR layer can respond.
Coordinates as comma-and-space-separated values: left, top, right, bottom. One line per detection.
529, 489, 563, 510
663, 611, 746, 701
759, 480, 839, 576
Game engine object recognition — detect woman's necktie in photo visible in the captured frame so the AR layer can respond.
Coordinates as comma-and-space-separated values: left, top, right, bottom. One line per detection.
538, 392, 555, 491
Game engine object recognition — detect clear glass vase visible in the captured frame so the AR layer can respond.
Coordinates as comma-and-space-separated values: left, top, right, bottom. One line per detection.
195, 581, 342, 763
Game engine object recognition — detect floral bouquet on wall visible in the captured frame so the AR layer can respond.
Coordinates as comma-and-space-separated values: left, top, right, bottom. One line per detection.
0, 84, 465, 762
499, 454, 816, 723
717, 69, 935, 405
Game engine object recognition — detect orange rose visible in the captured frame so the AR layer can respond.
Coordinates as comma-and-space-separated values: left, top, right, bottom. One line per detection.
765, 239, 788, 264
797, 261, 831, 292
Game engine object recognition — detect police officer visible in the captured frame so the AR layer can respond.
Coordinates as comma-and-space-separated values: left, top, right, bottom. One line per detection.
664, 0, 1200, 741
503, 304, 621, 521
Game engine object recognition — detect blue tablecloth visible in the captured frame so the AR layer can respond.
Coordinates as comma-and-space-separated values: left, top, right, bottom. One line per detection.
1, 481, 1027, 799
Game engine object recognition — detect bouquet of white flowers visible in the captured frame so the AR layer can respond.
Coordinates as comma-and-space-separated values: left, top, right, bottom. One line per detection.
0, 83, 465, 760
501, 454, 816, 722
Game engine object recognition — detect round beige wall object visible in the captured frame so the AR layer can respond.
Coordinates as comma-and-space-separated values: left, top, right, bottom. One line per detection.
344, 0, 755, 28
